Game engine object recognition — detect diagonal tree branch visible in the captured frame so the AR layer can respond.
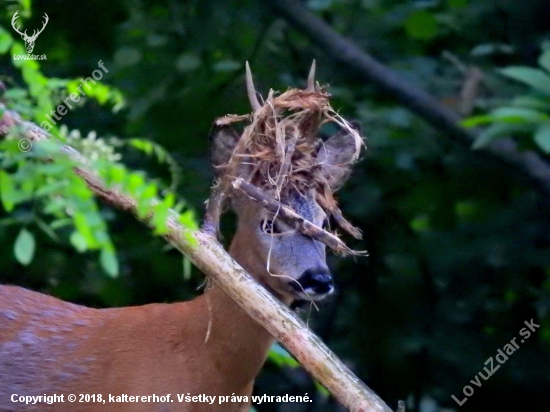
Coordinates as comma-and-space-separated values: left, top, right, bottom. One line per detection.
0, 109, 392, 412
232, 177, 361, 256
265, 0, 550, 198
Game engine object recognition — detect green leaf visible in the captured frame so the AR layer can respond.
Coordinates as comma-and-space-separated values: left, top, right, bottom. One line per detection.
0, 30, 13, 54
106, 164, 126, 185
212, 60, 241, 72
472, 124, 508, 149
151, 201, 169, 235
136, 184, 157, 217
534, 122, 550, 153
35, 180, 68, 197
73, 212, 99, 248
126, 172, 145, 194
410, 214, 430, 232
183, 257, 192, 281
100, 246, 119, 277
114, 47, 142, 67
0, 171, 16, 212
472, 123, 533, 149
179, 209, 198, 230
538, 50, 550, 73
511, 95, 550, 111
491, 107, 548, 124
129, 139, 153, 155
14, 228, 36, 265
404, 10, 438, 40
70, 231, 88, 252
20, 0, 31, 13
175, 53, 202, 72
50, 218, 72, 229
268, 343, 299, 368
461, 115, 495, 127
314, 381, 330, 398
499, 67, 550, 96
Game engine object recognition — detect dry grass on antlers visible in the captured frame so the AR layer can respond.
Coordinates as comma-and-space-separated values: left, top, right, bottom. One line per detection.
208, 62, 365, 255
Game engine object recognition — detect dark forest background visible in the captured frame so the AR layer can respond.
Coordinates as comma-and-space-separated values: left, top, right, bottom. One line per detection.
1, 0, 549, 411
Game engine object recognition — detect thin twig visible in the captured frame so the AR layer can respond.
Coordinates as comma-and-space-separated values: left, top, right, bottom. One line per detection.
232, 177, 364, 256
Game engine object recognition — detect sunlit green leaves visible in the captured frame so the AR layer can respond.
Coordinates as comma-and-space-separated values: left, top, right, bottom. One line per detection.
465, 48, 550, 152
100, 245, 119, 277
0, 170, 16, 212
14, 228, 35, 265
0, 26, 13, 54
70, 231, 88, 252
99, 161, 198, 238
125, 138, 181, 191
66, 79, 126, 113
0, 138, 118, 276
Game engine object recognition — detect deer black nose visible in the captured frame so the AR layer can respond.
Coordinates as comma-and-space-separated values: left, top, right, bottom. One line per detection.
295, 268, 334, 296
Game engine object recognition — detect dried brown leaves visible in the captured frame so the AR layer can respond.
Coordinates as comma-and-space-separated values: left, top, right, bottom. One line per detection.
211, 82, 364, 254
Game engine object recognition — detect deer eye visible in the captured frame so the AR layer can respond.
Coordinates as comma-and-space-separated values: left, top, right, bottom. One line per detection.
261, 220, 280, 234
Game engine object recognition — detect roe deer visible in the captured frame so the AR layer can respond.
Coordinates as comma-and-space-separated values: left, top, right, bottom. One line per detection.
0, 64, 359, 411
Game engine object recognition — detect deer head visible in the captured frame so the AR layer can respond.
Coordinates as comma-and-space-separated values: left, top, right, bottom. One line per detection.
210, 63, 359, 305
11, 11, 49, 54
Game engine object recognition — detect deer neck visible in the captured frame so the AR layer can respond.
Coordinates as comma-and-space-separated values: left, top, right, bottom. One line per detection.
194, 238, 287, 388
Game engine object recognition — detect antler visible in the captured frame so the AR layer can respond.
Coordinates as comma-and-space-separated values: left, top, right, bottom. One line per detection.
11, 11, 27, 37
307, 59, 316, 91
28, 13, 49, 41
245, 61, 262, 111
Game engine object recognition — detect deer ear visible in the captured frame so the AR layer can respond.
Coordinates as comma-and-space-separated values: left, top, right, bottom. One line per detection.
210, 124, 240, 177
316, 121, 361, 191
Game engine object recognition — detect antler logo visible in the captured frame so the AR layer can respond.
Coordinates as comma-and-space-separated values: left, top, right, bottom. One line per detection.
11, 11, 49, 54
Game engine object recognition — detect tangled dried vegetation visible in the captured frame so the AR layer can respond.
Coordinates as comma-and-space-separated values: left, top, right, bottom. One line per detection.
204, 62, 365, 255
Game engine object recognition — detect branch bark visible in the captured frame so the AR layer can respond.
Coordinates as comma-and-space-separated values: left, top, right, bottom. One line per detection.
233, 177, 362, 255
265, 0, 550, 198
0, 109, 392, 412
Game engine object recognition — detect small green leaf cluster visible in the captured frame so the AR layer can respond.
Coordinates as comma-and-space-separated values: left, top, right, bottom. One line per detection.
0, 129, 198, 277
0, 137, 118, 275
100, 161, 197, 239
464, 49, 550, 153
0, 13, 197, 278
116, 137, 182, 193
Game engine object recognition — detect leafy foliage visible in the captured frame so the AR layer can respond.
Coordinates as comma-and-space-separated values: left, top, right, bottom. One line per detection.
0, 0, 549, 411
465, 48, 550, 152
0, 4, 197, 280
